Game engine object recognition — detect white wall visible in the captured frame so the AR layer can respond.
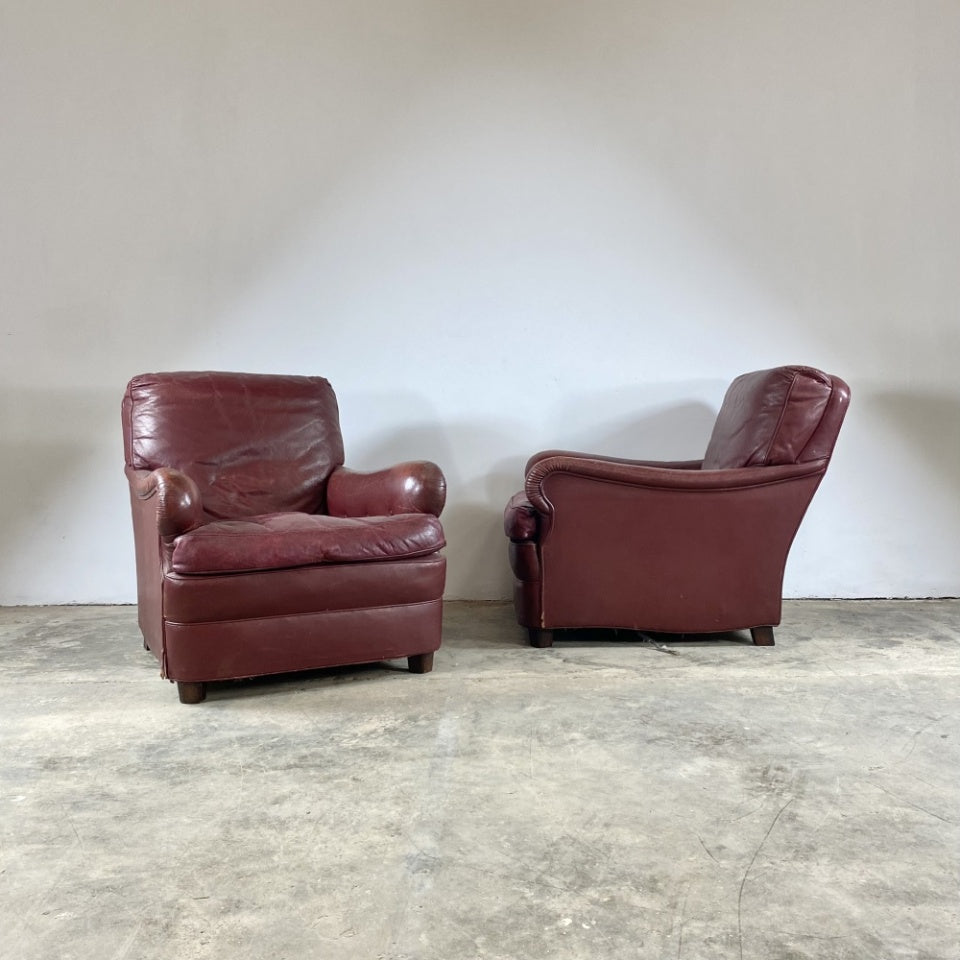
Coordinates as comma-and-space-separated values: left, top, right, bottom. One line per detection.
2, 1, 958, 604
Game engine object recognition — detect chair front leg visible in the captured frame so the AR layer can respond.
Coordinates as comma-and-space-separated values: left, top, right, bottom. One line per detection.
177, 681, 207, 704
529, 628, 554, 648
750, 626, 775, 646
408, 652, 434, 674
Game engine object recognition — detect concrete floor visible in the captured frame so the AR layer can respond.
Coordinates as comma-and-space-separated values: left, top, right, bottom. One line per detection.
0, 601, 958, 960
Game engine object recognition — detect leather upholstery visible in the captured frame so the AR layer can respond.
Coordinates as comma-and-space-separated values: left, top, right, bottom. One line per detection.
504, 491, 539, 541
123, 371, 344, 519
123, 371, 447, 700
702, 366, 837, 468
505, 366, 850, 641
169, 511, 445, 575
162, 556, 446, 624
328, 462, 447, 518
126, 467, 204, 538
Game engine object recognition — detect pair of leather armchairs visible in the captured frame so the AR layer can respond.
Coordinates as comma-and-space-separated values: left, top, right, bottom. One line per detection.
123, 366, 848, 703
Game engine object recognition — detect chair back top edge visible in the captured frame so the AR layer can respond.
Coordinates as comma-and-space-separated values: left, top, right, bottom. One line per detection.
703, 365, 850, 470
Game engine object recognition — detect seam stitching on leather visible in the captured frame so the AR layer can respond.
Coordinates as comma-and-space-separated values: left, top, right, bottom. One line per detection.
163, 555, 445, 584
170, 543, 445, 576
540, 464, 823, 493
796, 379, 834, 463
765, 371, 801, 465
164, 599, 439, 627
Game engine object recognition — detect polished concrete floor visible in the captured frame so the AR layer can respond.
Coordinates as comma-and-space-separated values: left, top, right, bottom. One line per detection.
0, 600, 958, 960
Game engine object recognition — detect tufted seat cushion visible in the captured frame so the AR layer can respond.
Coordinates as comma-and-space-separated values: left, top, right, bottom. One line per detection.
170, 512, 445, 575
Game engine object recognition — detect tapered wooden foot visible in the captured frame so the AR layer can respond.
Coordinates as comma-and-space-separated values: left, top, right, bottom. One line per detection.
751, 626, 775, 646
408, 652, 434, 674
529, 628, 554, 648
143, 638, 150, 650
177, 681, 206, 704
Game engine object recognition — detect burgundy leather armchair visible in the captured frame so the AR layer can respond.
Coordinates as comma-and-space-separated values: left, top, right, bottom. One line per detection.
123, 372, 446, 703
504, 366, 850, 647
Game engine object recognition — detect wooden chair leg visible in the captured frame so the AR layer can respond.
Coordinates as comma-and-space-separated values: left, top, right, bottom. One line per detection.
408, 652, 434, 674
529, 628, 554, 648
177, 681, 206, 704
751, 626, 775, 646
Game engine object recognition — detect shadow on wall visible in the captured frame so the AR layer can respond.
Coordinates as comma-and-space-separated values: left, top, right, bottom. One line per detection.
544, 393, 720, 462
870, 389, 960, 512
0, 383, 131, 600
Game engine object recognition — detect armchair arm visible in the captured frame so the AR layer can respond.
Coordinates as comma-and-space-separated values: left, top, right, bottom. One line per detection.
327, 462, 446, 518
525, 454, 825, 514
523, 453, 831, 633
525, 449, 703, 475
126, 466, 204, 538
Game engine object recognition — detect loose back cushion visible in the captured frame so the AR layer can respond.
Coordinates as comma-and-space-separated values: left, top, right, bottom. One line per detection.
123, 372, 344, 518
702, 366, 834, 470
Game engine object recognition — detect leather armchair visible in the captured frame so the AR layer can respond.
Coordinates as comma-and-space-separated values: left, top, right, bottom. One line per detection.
504, 366, 850, 647
123, 372, 447, 703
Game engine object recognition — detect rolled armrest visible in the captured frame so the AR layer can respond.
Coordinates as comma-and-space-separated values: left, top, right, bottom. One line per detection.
327, 462, 447, 518
525, 454, 825, 514
505, 491, 539, 541
126, 467, 204, 538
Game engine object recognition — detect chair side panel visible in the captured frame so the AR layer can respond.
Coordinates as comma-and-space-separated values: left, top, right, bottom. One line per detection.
538, 471, 823, 633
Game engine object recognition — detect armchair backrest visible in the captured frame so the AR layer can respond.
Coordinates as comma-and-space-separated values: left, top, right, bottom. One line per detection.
123, 371, 345, 519
702, 366, 850, 470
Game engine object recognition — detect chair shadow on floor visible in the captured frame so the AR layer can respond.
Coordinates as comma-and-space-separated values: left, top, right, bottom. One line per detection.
527, 627, 757, 649
149, 657, 431, 704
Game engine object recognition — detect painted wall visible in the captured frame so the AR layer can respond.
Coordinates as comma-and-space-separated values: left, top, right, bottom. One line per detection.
2, 1, 958, 604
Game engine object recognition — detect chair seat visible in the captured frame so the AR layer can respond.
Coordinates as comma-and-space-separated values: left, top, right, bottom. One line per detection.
170, 512, 445, 575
